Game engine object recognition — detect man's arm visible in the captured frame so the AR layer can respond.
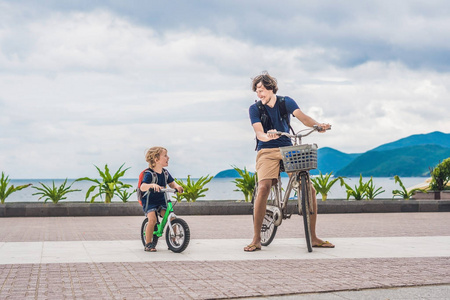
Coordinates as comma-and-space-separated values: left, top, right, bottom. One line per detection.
252, 122, 280, 141
292, 108, 331, 131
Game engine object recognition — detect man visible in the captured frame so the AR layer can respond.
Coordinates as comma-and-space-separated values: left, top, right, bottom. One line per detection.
245, 72, 334, 252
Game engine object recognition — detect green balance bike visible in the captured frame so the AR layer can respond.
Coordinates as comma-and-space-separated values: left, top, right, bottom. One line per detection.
140, 188, 190, 253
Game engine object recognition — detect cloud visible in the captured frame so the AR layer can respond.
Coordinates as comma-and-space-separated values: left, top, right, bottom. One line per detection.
0, 1, 450, 179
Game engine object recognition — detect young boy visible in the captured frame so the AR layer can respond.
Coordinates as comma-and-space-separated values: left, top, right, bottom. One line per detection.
140, 146, 183, 252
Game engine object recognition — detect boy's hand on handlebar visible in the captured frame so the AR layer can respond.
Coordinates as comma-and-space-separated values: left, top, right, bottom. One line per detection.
149, 184, 162, 192
175, 186, 184, 193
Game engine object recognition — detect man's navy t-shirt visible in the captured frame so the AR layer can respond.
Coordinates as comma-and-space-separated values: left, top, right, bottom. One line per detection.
141, 169, 174, 206
249, 96, 300, 151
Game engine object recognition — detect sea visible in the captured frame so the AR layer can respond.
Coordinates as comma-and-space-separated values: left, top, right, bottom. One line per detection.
5, 177, 427, 203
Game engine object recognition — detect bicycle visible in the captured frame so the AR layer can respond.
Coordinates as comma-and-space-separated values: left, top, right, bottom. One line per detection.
252, 125, 326, 252
140, 188, 190, 253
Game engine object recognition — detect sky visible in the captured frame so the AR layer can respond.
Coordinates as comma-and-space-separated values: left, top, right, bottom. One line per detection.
1, 0, 450, 179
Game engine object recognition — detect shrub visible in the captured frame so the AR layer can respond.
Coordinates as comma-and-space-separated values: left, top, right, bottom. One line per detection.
0, 172, 32, 204
392, 175, 425, 200
365, 177, 385, 200
174, 175, 213, 202
76, 163, 132, 203
339, 175, 369, 200
232, 166, 257, 202
116, 188, 136, 203
32, 179, 80, 204
429, 157, 450, 191
311, 172, 342, 201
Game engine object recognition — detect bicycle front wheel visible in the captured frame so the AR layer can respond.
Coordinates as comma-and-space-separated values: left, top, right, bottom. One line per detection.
141, 217, 159, 247
300, 173, 313, 252
253, 180, 278, 246
261, 212, 278, 246
165, 218, 190, 253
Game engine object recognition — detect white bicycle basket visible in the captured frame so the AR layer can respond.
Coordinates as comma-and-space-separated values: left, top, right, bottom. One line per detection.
279, 144, 318, 172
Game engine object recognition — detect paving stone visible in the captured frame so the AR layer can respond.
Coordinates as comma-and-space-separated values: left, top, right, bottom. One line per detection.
0, 213, 449, 299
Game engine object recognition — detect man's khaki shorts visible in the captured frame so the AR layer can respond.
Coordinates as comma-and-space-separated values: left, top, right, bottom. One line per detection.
256, 148, 283, 181
255, 148, 317, 195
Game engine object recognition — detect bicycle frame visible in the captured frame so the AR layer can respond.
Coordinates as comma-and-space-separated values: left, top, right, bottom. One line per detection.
269, 126, 321, 218
152, 188, 178, 238
266, 170, 311, 224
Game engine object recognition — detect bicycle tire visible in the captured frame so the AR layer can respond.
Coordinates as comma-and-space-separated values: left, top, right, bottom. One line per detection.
300, 173, 313, 252
261, 212, 278, 246
252, 181, 278, 246
165, 218, 190, 253
140, 217, 159, 247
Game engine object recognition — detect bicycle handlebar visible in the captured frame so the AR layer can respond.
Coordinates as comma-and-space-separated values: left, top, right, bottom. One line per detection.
159, 188, 177, 193
274, 125, 331, 138
148, 187, 178, 194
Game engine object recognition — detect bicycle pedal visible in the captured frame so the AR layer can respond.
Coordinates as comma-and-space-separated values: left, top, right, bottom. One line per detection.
284, 214, 292, 219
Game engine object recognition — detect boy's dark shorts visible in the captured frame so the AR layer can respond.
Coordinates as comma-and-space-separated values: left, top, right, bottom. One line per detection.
143, 202, 167, 215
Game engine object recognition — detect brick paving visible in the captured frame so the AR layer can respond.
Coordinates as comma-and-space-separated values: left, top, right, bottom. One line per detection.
0, 213, 449, 299
1, 258, 449, 299
1, 212, 449, 242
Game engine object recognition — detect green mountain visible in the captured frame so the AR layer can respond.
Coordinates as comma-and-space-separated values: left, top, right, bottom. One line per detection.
214, 169, 241, 178
335, 144, 450, 177
311, 147, 360, 175
314, 131, 450, 177
215, 131, 450, 178
372, 131, 450, 151
214, 168, 287, 178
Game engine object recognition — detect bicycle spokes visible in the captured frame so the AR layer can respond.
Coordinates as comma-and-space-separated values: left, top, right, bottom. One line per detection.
165, 218, 190, 253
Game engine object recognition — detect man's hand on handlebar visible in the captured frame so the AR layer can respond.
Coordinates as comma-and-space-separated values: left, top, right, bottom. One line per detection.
267, 129, 280, 140
266, 124, 331, 139
315, 123, 331, 132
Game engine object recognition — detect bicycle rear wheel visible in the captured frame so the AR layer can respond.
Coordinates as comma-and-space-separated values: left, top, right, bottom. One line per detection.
300, 173, 313, 252
141, 217, 159, 247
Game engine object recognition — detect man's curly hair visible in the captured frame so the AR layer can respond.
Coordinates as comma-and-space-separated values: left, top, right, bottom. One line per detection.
251, 71, 278, 94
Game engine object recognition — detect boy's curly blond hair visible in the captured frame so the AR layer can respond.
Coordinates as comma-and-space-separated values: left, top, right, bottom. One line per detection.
145, 146, 167, 169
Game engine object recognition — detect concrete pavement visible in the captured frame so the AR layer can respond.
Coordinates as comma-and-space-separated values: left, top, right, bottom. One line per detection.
1, 236, 449, 265
242, 285, 450, 300
0, 213, 449, 299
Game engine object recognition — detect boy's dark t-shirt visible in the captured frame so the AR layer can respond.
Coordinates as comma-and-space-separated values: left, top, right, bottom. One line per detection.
249, 96, 300, 151
141, 170, 174, 207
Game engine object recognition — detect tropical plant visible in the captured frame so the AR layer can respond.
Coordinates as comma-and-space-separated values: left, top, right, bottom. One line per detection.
32, 179, 81, 204
232, 166, 257, 202
76, 163, 132, 203
365, 177, 385, 200
429, 157, 450, 191
392, 175, 425, 200
116, 188, 136, 203
311, 172, 342, 201
0, 172, 32, 204
174, 175, 213, 202
339, 175, 370, 200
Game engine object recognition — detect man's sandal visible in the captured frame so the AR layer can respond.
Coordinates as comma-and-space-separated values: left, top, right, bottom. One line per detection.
312, 241, 335, 248
144, 242, 157, 252
244, 244, 261, 252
